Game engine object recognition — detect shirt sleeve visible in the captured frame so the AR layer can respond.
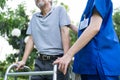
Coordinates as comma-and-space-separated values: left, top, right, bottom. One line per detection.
26, 14, 36, 35
26, 20, 32, 35
26, 24, 31, 35
59, 6, 71, 27
94, 0, 111, 19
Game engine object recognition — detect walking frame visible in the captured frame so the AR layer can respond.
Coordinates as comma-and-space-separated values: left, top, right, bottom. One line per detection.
4, 63, 57, 80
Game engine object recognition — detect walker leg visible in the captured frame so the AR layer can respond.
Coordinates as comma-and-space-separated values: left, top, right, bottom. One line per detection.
53, 65, 57, 80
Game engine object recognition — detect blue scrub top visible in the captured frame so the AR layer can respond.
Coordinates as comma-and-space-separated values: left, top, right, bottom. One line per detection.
73, 0, 120, 75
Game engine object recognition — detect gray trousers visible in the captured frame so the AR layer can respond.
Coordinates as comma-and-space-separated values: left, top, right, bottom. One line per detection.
31, 57, 69, 80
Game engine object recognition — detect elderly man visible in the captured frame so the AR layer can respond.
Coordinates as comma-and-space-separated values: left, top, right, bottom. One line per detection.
16, 0, 77, 80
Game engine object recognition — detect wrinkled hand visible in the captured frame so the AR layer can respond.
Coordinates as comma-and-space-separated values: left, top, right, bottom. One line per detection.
16, 60, 26, 70
53, 54, 72, 75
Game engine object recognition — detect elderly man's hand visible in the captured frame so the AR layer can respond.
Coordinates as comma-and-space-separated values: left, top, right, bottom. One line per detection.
16, 60, 26, 70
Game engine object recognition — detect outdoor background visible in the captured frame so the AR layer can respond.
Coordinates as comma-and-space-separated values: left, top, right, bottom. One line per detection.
0, 0, 120, 80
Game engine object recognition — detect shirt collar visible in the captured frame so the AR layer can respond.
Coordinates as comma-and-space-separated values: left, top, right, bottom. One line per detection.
36, 6, 55, 18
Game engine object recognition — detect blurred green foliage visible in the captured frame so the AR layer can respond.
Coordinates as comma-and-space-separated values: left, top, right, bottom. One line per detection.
0, 0, 7, 9
0, 4, 29, 37
113, 8, 120, 40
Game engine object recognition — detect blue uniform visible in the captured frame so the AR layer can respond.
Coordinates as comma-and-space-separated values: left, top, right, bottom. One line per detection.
73, 0, 120, 76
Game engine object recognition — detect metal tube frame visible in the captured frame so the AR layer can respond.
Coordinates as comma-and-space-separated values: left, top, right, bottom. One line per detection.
4, 63, 57, 80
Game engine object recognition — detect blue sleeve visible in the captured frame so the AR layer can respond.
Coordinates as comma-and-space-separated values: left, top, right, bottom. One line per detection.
94, 0, 111, 19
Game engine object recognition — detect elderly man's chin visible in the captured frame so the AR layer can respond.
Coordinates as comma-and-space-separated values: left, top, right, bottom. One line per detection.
37, 2, 45, 8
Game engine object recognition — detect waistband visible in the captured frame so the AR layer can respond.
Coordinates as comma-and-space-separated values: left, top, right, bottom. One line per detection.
38, 53, 63, 60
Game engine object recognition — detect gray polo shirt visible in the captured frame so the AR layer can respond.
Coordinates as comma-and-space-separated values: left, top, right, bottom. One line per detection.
26, 6, 70, 55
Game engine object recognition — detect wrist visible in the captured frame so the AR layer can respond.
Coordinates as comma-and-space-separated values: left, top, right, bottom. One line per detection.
66, 52, 74, 59
21, 59, 26, 64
